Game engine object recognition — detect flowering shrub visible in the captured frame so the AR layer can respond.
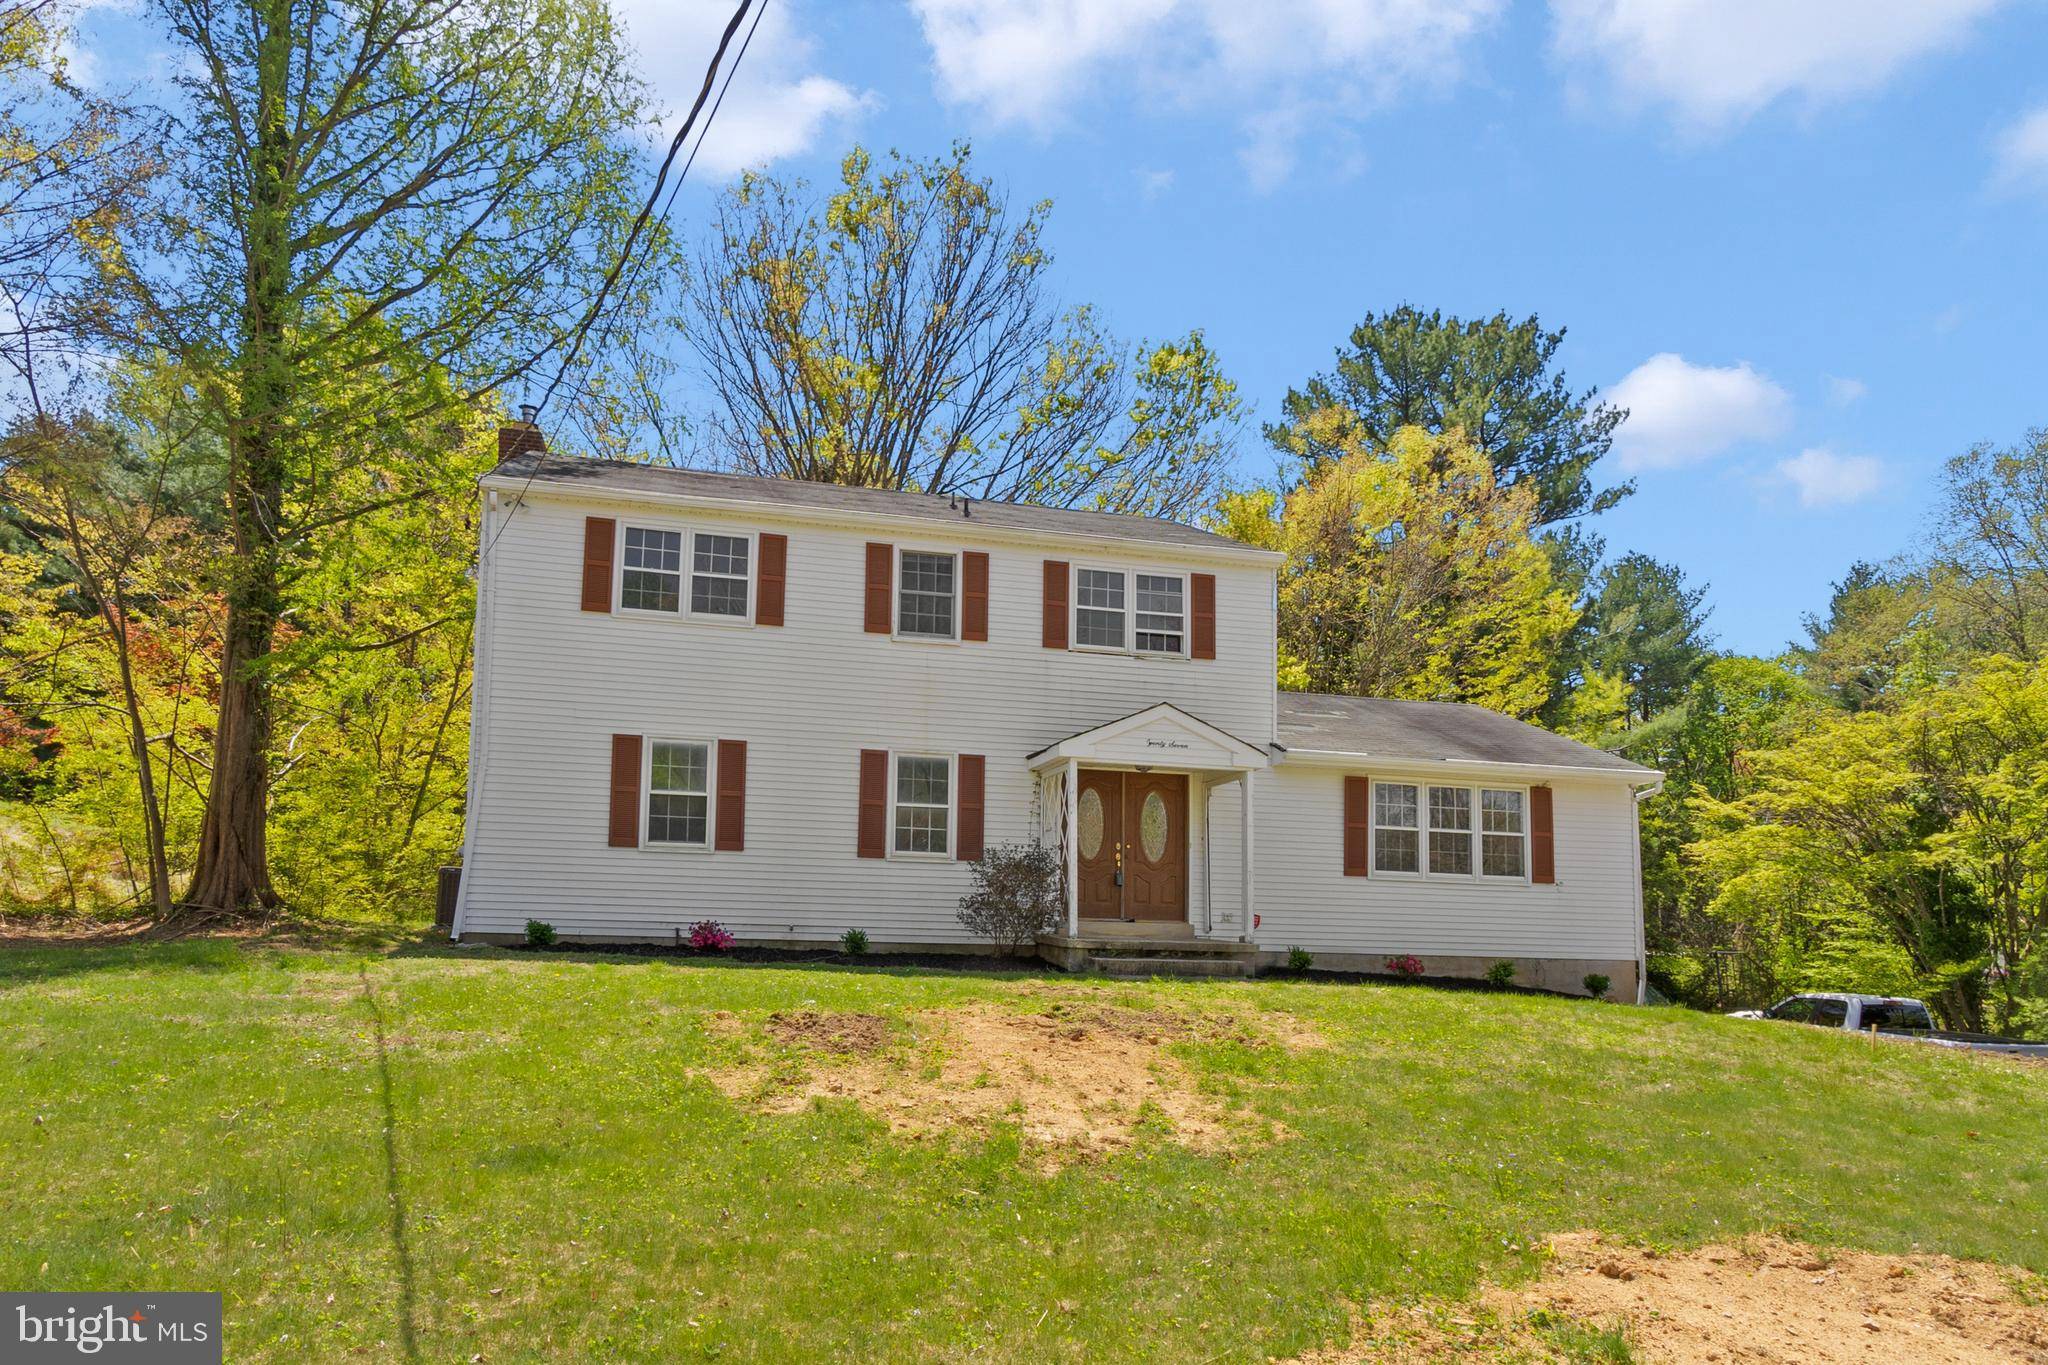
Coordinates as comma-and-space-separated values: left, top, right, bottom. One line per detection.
687, 919, 736, 952
1384, 954, 1425, 979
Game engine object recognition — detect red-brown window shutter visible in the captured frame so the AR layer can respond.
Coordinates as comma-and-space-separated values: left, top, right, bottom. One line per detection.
1191, 572, 1216, 659
715, 739, 747, 851
1531, 785, 1556, 884
1343, 776, 1371, 876
607, 734, 641, 848
581, 517, 616, 613
962, 551, 990, 642
857, 749, 888, 858
756, 534, 787, 627
1041, 560, 1069, 649
957, 754, 985, 862
864, 543, 893, 634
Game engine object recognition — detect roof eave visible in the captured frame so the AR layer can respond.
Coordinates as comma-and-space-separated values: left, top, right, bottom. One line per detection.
480, 467, 1288, 566
1276, 747, 1661, 781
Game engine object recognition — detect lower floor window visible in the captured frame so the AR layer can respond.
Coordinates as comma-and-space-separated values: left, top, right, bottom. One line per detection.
894, 754, 950, 854
1481, 788, 1526, 877
1428, 785, 1473, 874
648, 741, 709, 845
1368, 779, 1529, 881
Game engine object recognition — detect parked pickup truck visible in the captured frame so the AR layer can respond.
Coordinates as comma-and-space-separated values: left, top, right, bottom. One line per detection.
1730, 993, 2048, 1058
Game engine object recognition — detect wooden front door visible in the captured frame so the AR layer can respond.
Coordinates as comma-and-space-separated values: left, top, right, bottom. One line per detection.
1122, 772, 1188, 921
1074, 769, 1188, 923
1076, 769, 1124, 919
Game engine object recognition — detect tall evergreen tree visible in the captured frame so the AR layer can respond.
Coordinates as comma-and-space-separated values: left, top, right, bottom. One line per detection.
1583, 553, 1713, 723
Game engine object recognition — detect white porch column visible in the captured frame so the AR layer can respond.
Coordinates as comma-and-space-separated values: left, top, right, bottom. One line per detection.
1239, 769, 1256, 944
1064, 757, 1080, 936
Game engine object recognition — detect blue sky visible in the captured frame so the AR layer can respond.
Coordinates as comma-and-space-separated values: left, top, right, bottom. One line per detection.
75, 0, 2048, 656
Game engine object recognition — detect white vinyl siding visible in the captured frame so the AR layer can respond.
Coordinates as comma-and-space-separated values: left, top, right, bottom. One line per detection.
460, 489, 1276, 944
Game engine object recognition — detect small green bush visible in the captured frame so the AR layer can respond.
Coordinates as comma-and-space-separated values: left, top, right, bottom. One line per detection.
1583, 972, 1612, 1000
1286, 945, 1314, 973
840, 927, 869, 955
1484, 959, 1518, 989
524, 919, 556, 947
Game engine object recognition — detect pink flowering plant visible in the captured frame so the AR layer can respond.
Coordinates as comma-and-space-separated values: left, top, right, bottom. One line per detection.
1384, 954, 1425, 979
688, 919, 736, 952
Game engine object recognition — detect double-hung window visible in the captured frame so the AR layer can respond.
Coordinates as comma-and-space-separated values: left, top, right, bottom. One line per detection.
1480, 789, 1526, 878
1427, 785, 1474, 875
1134, 573, 1185, 654
690, 533, 750, 617
898, 551, 957, 639
1075, 568, 1127, 649
621, 527, 683, 612
647, 741, 710, 847
894, 755, 950, 854
1373, 781, 1420, 873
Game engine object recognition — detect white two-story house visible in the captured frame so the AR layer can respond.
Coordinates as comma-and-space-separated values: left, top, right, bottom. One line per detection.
454, 427, 1660, 1000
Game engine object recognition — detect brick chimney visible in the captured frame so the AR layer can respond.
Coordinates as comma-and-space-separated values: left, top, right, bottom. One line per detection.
498, 403, 545, 464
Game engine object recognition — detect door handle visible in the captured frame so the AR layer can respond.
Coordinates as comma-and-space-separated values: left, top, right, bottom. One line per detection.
1114, 841, 1123, 886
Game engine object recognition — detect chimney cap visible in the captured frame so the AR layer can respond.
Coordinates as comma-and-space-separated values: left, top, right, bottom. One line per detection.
519, 403, 538, 424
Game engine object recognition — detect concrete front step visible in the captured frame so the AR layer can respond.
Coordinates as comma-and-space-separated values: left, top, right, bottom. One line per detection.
1089, 954, 1255, 979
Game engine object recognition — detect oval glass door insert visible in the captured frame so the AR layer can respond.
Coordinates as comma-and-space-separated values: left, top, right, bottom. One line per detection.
1078, 788, 1105, 860
1139, 791, 1168, 861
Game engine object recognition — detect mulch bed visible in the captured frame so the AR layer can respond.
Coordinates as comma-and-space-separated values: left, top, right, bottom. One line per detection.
503, 939, 1051, 972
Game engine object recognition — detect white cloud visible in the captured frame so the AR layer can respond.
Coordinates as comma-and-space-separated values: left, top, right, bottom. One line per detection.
1550, 0, 2005, 130
613, 0, 874, 176
907, 0, 1504, 188
1607, 353, 1793, 471
1136, 167, 1176, 201
1992, 103, 2048, 197
1776, 447, 1885, 508
1826, 376, 1867, 407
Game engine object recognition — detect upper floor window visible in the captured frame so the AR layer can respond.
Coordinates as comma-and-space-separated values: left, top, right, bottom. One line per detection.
647, 740, 710, 846
898, 551, 957, 640
621, 527, 683, 612
894, 754, 950, 854
1134, 573, 1184, 654
1075, 568, 1126, 649
619, 523, 754, 622
690, 533, 749, 617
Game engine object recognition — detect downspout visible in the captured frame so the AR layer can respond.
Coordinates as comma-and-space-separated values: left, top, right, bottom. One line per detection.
1629, 777, 1664, 1004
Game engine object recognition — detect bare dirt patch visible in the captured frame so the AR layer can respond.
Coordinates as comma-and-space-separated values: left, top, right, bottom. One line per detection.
1292, 1231, 2048, 1363
710, 1000, 1312, 1168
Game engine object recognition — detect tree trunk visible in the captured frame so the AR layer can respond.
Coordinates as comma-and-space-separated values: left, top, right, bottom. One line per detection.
183, 0, 292, 915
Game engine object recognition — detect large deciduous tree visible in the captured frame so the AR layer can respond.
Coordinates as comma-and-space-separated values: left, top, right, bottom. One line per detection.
1268, 306, 1628, 532
1220, 418, 1576, 717
687, 143, 1243, 520
85, 0, 653, 912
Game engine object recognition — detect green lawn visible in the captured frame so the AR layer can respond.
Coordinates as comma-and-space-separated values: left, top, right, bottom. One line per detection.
2, 941, 2044, 1362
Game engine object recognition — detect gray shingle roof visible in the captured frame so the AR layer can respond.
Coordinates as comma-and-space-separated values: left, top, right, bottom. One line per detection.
487, 453, 1271, 556
1276, 692, 1655, 775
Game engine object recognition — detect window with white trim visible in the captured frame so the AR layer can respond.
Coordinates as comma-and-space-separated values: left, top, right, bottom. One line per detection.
1134, 573, 1185, 654
897, 551, 957, 639
1075, 568, 1127, 649
1427, 785, 1473, 875
690, 533, 749, 617
621, 527, 683, 612
1481, 788, 1526, 877
1373, 781, 1419, 873
647, 741, 710, 846
893, 755, 950, 854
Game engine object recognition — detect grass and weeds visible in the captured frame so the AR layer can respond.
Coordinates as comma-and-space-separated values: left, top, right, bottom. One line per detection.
2, 937, 2044, 1361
